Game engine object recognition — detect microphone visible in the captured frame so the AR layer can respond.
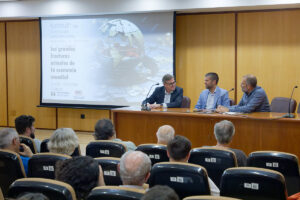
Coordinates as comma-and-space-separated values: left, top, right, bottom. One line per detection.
215, 88, 234, 107
141, 83, 159, 111
282, 85, 298, 118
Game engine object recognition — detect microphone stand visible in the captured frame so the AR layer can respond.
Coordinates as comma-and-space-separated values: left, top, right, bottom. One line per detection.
282, 86, 298, 118
141, 83, 159, 111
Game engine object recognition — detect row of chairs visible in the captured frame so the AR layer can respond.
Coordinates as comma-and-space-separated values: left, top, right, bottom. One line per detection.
4, 165, 288, 200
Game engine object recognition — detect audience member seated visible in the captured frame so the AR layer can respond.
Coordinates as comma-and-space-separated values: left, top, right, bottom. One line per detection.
156, 125, 175, 145
48, 128, 79, 156
94, 119, 136, 151
141, 185, 179, 200
119, 151, 151, 190
211, 120, 247, 166
55, 156, 105, 200
16, 193, 49, 200
167, 135, 220, 196
0, 128, 33, 175
15, 115, 41, 153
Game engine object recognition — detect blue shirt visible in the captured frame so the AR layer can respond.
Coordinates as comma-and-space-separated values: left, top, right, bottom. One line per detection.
195, 86, 230, 109
229, 86, 270, 113
21, 155, 30, 175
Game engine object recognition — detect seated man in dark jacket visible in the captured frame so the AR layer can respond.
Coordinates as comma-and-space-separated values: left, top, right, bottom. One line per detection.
142, 74, 183, 109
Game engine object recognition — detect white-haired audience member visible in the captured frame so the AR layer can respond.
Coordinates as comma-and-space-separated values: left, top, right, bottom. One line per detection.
213, 120, 247, 166
0, 128, 33, 175
94, 119, 136, 151
48, 128, 79, 156
119, 151, 151, 190
156, 125, 175, 145
167, 135, 220, 196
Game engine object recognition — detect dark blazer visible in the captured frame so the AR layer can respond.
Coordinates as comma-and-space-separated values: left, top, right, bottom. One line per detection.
142, 86, 183, 108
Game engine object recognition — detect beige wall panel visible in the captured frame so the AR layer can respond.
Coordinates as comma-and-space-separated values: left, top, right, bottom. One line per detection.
0, 23, 7, 126
176, 14, 236, 107
57, 108, 110, 132
6, 21, 56, 129
237, 10, 300, 107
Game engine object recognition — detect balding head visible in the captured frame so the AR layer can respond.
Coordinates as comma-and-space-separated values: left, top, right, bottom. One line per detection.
156, 125, 175, 145
0, 128, 19, 152
119, 151, 151, 186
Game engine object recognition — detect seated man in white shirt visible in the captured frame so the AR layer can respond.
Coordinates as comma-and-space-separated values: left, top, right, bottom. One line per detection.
167, 135, 220, 196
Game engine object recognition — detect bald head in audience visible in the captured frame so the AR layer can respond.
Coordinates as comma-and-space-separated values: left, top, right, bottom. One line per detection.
156, 125, 175, 145
119, 151, 151, 187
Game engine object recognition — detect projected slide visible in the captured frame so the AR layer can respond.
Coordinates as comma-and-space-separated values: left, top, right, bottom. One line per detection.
41, 12, 174, 107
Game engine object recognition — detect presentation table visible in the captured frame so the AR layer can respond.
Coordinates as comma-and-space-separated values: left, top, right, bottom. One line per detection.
111, 108, 300, 158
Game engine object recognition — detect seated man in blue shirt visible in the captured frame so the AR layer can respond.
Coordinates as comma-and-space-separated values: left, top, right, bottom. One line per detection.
142, 74, 183, 109
0, 128, 33, 175
195, 72, 230, 110
217, 74, 270, 113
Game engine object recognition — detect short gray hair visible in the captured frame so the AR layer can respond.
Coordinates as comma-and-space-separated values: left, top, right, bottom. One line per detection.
162, 74, 174, 84
243, 74, 257, 88
119, 151, 151, 185
156, 125, 175, 144
214, 120, 235, 144
48, 128, 79, 155
0, 128, 18, 149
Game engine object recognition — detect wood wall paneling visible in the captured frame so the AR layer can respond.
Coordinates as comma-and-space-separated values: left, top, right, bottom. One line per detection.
176, 14, 236, 107
237, 10, 300, 108
6, 21, 56, 129
0, 22, 7, 126
57, 108, 110, 132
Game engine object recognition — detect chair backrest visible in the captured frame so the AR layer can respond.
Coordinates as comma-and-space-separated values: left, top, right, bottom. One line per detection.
229, 98, 235, 106
148, 162, 210, 199
87, 186, 145, 200
0, 187, 4, 200
40, 138, 81, 156
136, 144, 168, 165
8, 178, 76, 200
189, 147, 237, 187
28, 153, 71, 179
0, 149, 26, 197
183, 196, 241, 200
270, 97, 297, 113
181, 96, 191, 108
19, 135, 37, 154
86, 140, 127, 158
247, 151, 300, 195
220, 167, 288, 200
95, 157, 122, 186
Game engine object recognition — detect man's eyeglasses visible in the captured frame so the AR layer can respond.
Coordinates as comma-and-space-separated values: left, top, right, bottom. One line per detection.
165, 81, 176, 86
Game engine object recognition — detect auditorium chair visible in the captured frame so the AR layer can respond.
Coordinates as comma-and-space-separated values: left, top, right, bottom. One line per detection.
220, 167, 288, 200
181, 96, 191, 108
189, 148, 238, 187
270, 97, 297, 113
0, 188, 4, 200
86, 140, 127, 158
95, 157, 122, 186
183, 196, 241, 200
247, 151, 300, 195
8, 178, 76, 200
19, 135, 37, 154
0, 149, 26, 197
87, 186, 145, 200
148, 162, 210, 199
40, 138, 81, 156
229, 98, 235, 106
28, 153, 71, 179
136, 144, 169, 165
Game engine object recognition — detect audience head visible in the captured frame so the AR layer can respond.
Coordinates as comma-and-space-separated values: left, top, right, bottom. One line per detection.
48, 128, 79, 155
205, 72, 219, 89
242, 74, 257, 93
15, 115, 36, 138
141, 185, 179, 200
156, 125, 175, 145
0, 128, 20, 153
55, 156, 102, 200
214, 120, 235, 146
167, 135, 191, 162
16, 193, 49, 200
162, 74, 176, 93
94, 119, 116, 140
119, 151, 151, 186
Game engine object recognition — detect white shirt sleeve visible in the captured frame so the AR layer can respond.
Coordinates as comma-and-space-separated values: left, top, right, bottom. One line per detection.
208, 177, 220, 196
